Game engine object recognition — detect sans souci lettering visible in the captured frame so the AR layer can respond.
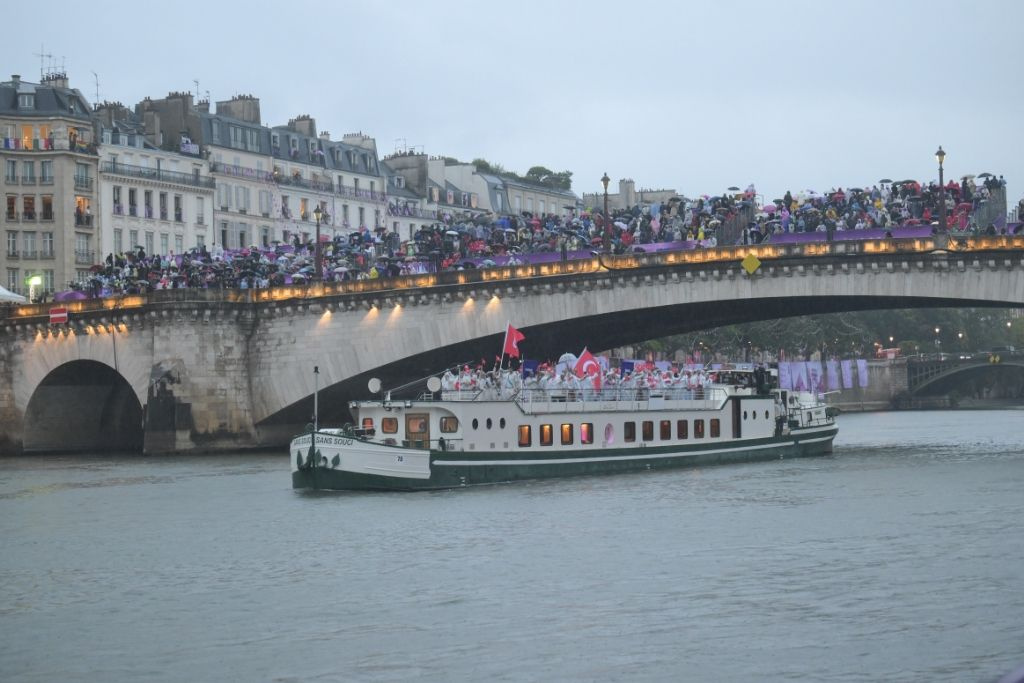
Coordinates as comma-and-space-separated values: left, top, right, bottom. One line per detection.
315, 434, 354, 446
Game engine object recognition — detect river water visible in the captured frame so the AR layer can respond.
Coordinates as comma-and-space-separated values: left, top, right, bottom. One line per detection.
1, 410, 1022, 682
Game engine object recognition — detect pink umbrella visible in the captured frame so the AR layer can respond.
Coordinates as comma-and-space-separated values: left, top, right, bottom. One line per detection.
762, 204, 777, 213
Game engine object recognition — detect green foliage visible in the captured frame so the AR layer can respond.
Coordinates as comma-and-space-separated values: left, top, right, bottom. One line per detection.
634, 308, 1022, 360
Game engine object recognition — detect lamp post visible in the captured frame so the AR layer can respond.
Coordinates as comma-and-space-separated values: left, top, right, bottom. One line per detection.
601, 172, 610, 253
935, 146, 947, 233
313, 205, 328, 281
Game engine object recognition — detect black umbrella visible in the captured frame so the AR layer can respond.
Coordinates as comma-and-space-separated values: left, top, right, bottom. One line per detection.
977, 172, 994, 178
727, 186, 740, 192
879, 178, 893, 184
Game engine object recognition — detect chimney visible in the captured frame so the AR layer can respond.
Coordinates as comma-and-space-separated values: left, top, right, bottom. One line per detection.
11, 74, 20, 86
288, 115, 316, 138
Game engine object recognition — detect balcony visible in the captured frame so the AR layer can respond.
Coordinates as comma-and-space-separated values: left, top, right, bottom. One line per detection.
74, 250, 95, 264
22, 211, 37, 222
22, 249, 38, 259
39, 175, 54, 186
114, 205, 124, 216
6, 250, 18, 258
21, 175, 37, 185
1, 137, 55, 151
41, 210, 54, 221
75, 213, 93, 227
159, 209, 168, 221
174, 210, 183, 222
74, 176, 94, 191
4, 211, 16, 222
209, 161, 274, 183
101, 161, 216, 189
4, 175, 16, 185
39, 249, 55, 260
129, 205, 138, 217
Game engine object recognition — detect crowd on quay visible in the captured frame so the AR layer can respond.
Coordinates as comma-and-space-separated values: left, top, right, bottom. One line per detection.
742, 174, 1011, 244
48, 176, 1017, 301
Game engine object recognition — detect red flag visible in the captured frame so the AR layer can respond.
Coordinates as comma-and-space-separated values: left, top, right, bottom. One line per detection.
502, 324, 526, 358
574, 348, 600, 378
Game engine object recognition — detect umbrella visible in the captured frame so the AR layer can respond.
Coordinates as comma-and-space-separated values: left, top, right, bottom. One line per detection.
961, 174, 975, 180
879, 178, 893, 184
761, 204, 777, 213
727, 186, 740, 192
333, 266, 349, 273
977, 172, 994, 178
54, 290, 88, 301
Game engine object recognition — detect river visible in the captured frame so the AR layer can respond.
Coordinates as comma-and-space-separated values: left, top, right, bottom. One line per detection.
1, 410, 1022, 682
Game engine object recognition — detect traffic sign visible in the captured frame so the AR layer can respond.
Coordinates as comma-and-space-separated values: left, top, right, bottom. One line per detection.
49, 307, 68, 324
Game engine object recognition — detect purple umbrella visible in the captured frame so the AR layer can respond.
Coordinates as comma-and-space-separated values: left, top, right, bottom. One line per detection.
54, 290, 88, 301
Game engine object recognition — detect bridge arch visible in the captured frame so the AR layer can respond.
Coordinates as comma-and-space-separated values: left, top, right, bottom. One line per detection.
23, 360, 144, 453
910, 360, 1024, 397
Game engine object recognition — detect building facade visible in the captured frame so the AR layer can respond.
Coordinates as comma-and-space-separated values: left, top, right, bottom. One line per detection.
94, 102, 214, 262
581, 177, 678, 212
1, 72, 97, 299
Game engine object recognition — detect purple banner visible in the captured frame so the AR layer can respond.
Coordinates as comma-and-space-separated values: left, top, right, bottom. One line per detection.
777, 362, 792, 390
807, 361, 823, 394
826, 360, 841, 391
841, 360, 854, 389
857, 359, 870, 388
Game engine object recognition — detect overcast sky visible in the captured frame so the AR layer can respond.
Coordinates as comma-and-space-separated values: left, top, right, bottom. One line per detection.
6, 0, 1023, 208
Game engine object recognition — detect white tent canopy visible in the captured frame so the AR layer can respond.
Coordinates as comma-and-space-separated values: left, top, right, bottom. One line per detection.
0, 283, 27, 303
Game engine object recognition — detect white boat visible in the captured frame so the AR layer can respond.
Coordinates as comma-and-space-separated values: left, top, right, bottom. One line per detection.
290, 366, 838, 491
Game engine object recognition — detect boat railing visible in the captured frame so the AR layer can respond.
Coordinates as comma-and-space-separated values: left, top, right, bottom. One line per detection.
513, 386, 728, 414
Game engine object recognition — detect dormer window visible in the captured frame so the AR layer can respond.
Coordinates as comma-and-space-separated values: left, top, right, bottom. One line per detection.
271, 133, 279, 149
18, 94, 34, 109
394, 176, 405, 189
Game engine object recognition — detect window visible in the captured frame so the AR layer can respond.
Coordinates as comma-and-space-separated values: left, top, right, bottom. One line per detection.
560, 423, 573, 445
660, 420, 672, 440
129, 229, 138, 249
7, 268, 18, 292
160, 233, 169, 255
361, 417, 374, 431
159, 192, 168, 220
624, 421, 636, 443
694, 420, 705, 439
22, 160, 35, 182
539, 424, 553, 446
41, 196, 53, 220
6, 231, 16, 256
358, 207, 365, 227
23, 232, 36, 257
580, 423, 593, 445
381, 417, 398, 433
144, 190, 153, 218
128, 188, 137, 216
174, 194, 183, 222
471, 418, 478, 430
440, 417, 458, 433
485, 418, 492, 430
518, 425, 531, 447
5, 160, 16, 183
18, 93, 34, 109
5, 195, 14, 219
113, 228, 122, 254
145, 231, 154, 256
41, 232, 52, 257
642, 421, 654, 441
710, 419, 721, 438
40, 160, 52, 183
677, 420, 688, 439
196, 196, 204, 224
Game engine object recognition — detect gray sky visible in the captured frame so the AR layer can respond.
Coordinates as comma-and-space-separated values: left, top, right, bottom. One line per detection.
6, 0, 1023, 208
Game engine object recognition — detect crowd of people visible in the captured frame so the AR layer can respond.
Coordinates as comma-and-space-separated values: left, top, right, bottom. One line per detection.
57, 176, 1016, 300
742, 174, 1010, 243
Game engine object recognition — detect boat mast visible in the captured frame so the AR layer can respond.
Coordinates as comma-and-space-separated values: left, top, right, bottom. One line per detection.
313, 365, 319, 432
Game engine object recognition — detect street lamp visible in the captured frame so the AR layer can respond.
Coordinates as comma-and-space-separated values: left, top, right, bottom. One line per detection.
935, 146, 947, 233
601, 172, 610, 253
313, 205, 329, 281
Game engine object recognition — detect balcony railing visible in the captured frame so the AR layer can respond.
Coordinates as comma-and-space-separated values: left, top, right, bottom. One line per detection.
159, 209, 168, 221
4, 175, 17, 184
74, 176, 93, 191
75, 213, 93, 227
21, 249, 38, 259
39, 249, 55, 259
4, 212, 16, 221
210, 161, 274, 183
74, 250, 95, 264
21, 175, 36, 185
6, 250, 17, 258
129, 205, 138, 217
41, 210, 54, 221
39, 176, 54, 185
22, 211, 37, 222
101, 161, 216, 189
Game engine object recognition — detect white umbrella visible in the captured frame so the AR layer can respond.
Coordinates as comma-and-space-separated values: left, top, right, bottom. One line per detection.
0, 284, 27, 303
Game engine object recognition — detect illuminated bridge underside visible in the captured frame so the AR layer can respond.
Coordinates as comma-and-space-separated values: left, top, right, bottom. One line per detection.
2, 239, 1022, 453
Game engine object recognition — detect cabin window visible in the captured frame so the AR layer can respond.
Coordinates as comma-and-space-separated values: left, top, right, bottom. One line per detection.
560, 423, 573, 445
752, 411, 756, 420
710, 419, 720, 438
677, 420, 688, 439
361, 417, 374, 430
604, 423, 614, 445
660, 420, 671, 440
440, 416, 459, 433
406, 416, 428, 433
765, 410, 770, 420
581, 423, 594, 445
518, 425, 531, 447
486, 418, 492, 429
381, 417, 398, 433
642, 421, 654, 441
540, 424, 553, 446
694, 419, 705, 439
499, 418, 506, 429
743, 410, 748, 420
624, 422, 636, 443
471, 418, 479, 430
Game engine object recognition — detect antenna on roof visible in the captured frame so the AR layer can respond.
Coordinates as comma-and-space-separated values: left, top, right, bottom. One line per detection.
91, 71, 100, 108
394, 137, 406, 153
193, 79, 200, 98
34, 44, 53, 80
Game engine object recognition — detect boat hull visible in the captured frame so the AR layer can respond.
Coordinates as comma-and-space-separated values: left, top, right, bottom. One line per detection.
291, 424, 837, 492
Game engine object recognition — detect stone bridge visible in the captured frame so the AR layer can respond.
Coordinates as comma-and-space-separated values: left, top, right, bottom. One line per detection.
1, 234, 1022, 454
906, 353, 1024, 396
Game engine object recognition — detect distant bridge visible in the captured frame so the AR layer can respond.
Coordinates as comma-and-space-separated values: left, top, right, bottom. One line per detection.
1, 234, 1022, 454
906, 353, 1024, 395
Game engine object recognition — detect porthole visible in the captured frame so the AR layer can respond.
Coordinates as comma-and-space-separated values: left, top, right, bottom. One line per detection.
604, 423, 615, 445
743, 410, 748, 420
499, 417, 506, 429
752, 411, 756, 420
486, 418, 492, 429
765, 410, 770, 420
472, 418, 479, 430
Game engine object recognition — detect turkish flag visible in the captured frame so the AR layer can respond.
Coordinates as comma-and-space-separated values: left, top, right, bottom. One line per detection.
574, 348, 600, 378
502, 324, 526, 358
